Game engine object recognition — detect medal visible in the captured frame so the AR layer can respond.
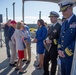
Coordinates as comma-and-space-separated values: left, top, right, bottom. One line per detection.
70, 22, 76, 28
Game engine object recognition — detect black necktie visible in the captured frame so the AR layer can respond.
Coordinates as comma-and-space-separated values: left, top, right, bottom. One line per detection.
65, 20, 68, 28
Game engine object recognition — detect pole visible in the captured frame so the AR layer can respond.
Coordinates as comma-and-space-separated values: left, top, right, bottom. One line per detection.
0, 23, 2, 48
12, 2, 15, 20
22, 0, 24, 23
6, 8, 8, 21
39, 11, 41, 19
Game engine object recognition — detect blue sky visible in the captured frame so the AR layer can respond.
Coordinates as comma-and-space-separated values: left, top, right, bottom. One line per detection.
0, 0, 76, 24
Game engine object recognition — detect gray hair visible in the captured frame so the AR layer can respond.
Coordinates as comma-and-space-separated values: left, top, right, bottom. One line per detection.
16, 22, 23, 29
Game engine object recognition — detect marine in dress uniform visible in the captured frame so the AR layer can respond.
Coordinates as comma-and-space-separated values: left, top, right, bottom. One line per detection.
43, 11, 61, 75
58, 2, 76, 75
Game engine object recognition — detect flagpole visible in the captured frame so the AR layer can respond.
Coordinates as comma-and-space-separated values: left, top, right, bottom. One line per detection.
22, 0, 25, 23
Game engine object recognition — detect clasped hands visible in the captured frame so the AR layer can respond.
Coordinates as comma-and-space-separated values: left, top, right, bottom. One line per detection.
58, 50, 65, 58
43, 40, 52, 45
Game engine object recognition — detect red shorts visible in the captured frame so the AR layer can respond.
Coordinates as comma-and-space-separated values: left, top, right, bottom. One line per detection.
18, 50, 24, 59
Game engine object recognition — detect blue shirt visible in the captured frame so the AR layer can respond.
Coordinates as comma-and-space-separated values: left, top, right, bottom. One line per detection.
24, 25, 31, 42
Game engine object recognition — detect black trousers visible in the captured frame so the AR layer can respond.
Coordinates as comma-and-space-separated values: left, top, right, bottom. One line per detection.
43, 50, 57, 75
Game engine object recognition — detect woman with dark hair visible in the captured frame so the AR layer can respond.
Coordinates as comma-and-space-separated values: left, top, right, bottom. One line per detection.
33, 19, 47, 69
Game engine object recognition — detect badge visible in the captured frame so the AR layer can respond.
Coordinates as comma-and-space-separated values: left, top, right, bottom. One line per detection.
70, 22, 76, 28
53, 29, 57, 33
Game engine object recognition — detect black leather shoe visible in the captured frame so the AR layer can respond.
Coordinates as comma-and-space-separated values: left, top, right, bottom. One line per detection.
36, 67, 42, 70
9, 64, 16, 67
26, 60, 30, 64
23, 59, 27, 62
15, 68, 19, 71
19, 71, 27, 74
35, 64, 39, 67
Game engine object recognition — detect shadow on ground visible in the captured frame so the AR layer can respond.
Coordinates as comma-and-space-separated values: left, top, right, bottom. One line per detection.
31, 57, 43, 75
0, 59, 30, 75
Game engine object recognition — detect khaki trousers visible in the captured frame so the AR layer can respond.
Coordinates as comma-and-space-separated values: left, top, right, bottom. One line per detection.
24, 42, 31, 60
9, 41, 16, 64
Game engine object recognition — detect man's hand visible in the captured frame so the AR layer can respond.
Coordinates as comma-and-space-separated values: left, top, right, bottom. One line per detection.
24, 40, 28, 44
61, 51, 65, 58
46, 40, 52, 44
58, 50, 62, 57
58, 50, 65, 58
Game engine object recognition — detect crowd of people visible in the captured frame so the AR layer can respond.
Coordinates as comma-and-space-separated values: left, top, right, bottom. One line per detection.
3, 20, 31, 74
2, 1, 76, 75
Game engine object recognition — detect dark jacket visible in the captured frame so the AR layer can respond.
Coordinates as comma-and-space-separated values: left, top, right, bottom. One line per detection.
48, 22, 61, 59
8, 26, 15, 41
4, 24, 9, 37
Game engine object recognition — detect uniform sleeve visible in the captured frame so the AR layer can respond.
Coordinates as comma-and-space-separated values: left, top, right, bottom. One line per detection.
61, 26, 75, 57
64, 27, 76, 57
64, 41, 75, 57
36, 27, 47, 42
